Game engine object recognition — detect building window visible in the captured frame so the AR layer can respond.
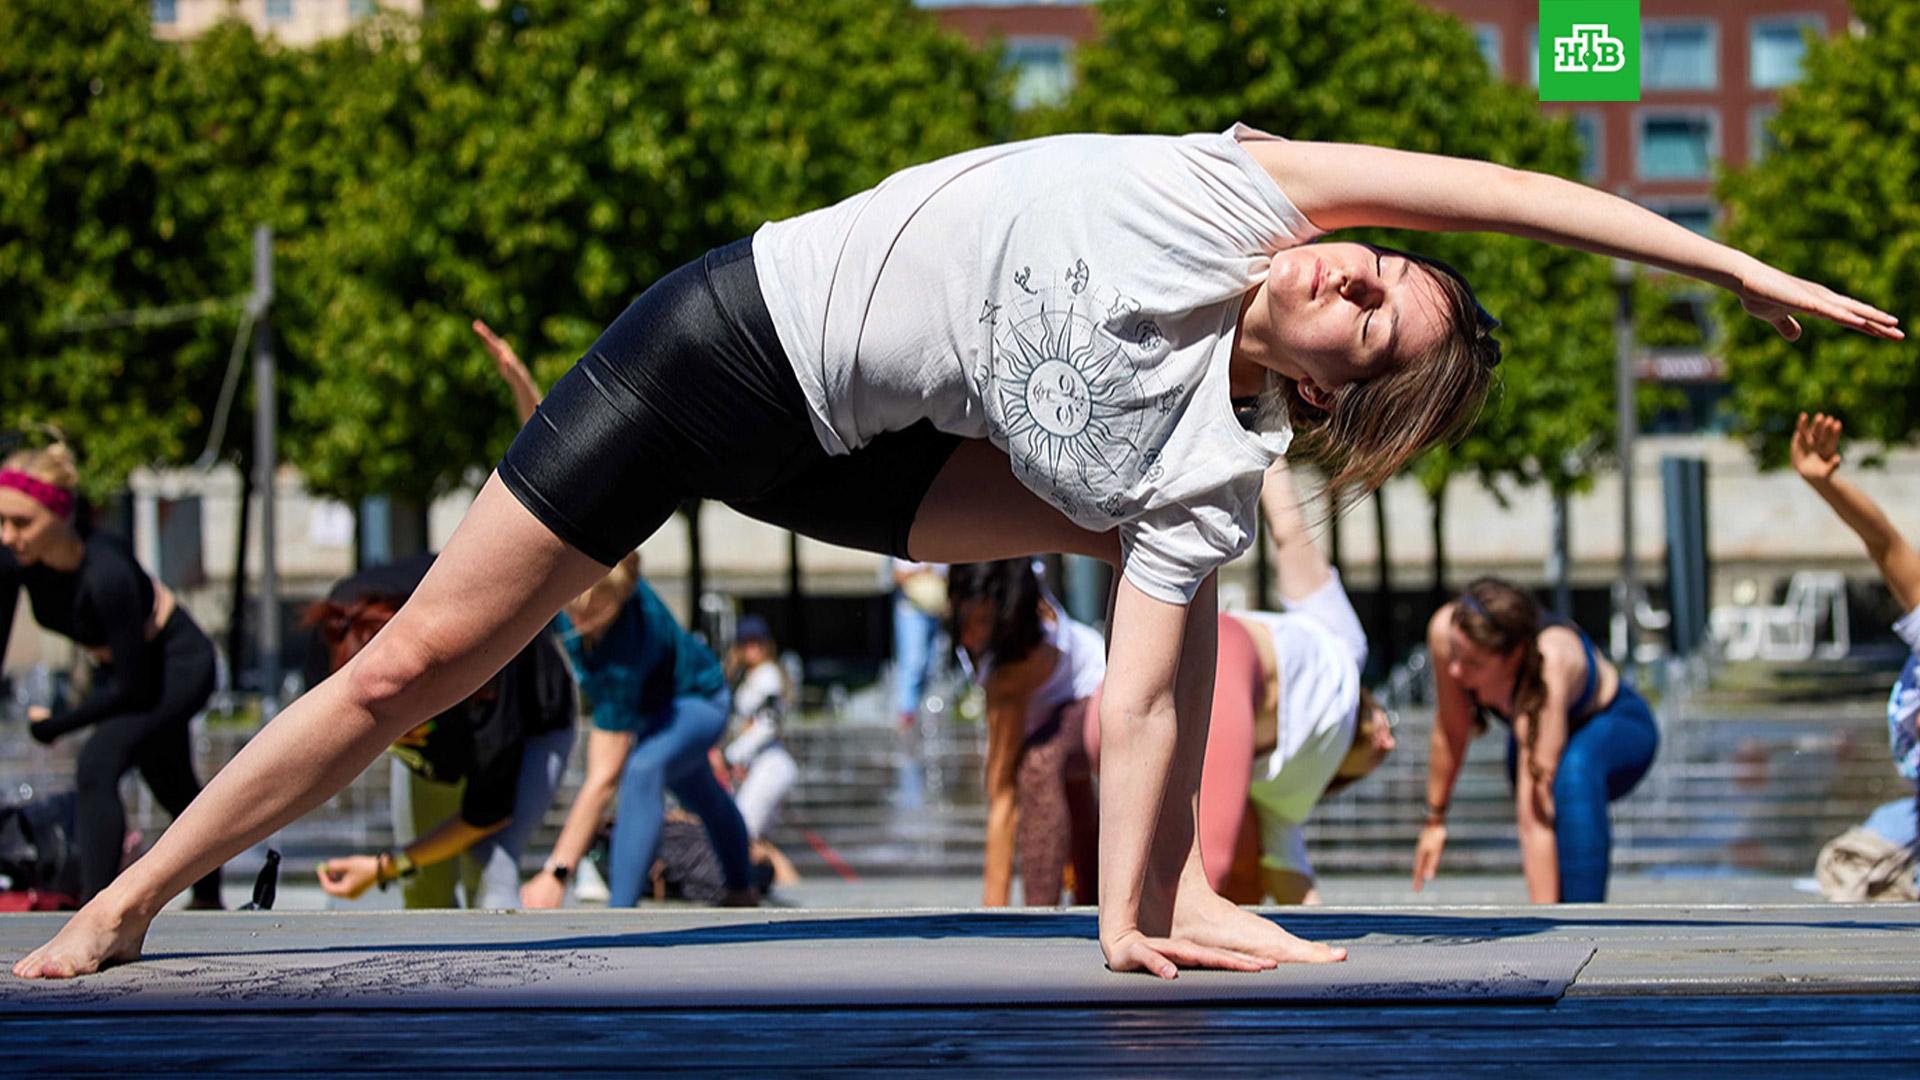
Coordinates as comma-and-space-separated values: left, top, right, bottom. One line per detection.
1643, 21, 1717, 90
1527, 24, 1539, 86
1751, 16, 1823, 88
1004, 37, 1073, 111
1750, 106, 1781, 163
1638, 112, 1717, 180
266, 0, 294, 23
1473, 24, 1502, 76
151, 0, 176, 23
1572, 112, 1603, 181
1656, 203, 1716, 237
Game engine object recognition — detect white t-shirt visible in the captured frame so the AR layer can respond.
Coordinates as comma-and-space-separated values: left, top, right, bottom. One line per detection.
975, 607, 1108, 739
725, 660, 790, 767
754, 125, 1318, 605
1888, 606, 1920, 783
1232, 573, 1368, 878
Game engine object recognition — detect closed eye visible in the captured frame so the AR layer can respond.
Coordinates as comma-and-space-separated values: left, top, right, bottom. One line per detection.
1363, 249, 1384, 340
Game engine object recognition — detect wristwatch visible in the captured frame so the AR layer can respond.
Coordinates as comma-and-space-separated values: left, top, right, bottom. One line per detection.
376, 848, 418, 891
544, 861, 573, 884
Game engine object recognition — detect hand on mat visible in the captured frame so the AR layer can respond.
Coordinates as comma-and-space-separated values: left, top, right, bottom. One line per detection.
521, 870, 566, 910
1735, 263, 1903, 342
1791, 412, 1844, 483
316, 855, 381, 900
1412, 823, 1447, 892
1101, 929, 1273, 980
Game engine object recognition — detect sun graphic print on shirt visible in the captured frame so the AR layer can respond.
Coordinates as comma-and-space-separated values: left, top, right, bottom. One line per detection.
980, 258, 1183, 526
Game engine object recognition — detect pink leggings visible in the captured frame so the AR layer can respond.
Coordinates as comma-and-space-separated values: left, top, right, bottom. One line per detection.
1084, 613, 1258, 891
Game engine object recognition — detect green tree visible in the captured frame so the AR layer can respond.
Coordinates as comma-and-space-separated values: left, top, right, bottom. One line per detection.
281, 0, 1009, 504
1717, 0, 1919, 466
0, 1, 302, 494
1043, 0, 1618, 627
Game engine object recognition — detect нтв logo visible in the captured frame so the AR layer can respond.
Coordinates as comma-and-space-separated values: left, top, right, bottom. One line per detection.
1538, 1, 1640, 102
1554, 24, 1627, 73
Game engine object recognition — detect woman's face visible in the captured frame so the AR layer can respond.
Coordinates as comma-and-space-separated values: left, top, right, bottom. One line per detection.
955, 600, 993, 660
1444, 621, 1521, 700
1260, 242, 1453, 409
0, 488, 69, 567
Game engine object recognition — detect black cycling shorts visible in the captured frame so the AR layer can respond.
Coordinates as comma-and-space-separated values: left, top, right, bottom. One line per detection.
499, 238, 962, 566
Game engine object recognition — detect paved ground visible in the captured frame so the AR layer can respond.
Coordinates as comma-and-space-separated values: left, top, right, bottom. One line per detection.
4, 900, 1915, 1073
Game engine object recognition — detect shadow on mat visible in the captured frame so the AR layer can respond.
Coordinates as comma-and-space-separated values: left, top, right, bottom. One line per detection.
131, 908, 1920, 963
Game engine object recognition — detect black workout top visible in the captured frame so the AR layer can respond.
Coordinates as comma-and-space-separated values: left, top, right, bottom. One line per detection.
0, 531, 168, 741
303, 556, 577, 829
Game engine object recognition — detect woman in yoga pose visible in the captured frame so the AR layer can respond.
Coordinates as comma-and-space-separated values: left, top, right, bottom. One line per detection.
0, 441, 223, 910
16, 123, 1899, 980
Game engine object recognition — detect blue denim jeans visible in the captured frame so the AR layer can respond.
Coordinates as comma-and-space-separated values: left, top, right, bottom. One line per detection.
1508, 684, 1659, 902
892, 593, 942, 719
610, 688, 751, 906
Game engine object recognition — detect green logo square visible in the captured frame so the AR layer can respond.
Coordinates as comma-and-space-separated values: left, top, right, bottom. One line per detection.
1538, 1, 1641, 102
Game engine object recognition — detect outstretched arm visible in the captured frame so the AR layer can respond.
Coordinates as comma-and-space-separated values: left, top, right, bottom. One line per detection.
1244, 140, 1902, 343
1792, 412, 1920, 611
473, 319, 544, 425
1260, 457, 1331, 602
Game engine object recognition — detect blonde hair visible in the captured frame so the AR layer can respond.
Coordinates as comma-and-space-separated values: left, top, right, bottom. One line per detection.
574, 550, 641, 610
1284, 248, 1500, 495
1, 440, 80, 494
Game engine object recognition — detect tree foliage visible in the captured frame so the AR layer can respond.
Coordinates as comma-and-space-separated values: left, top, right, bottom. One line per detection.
1717, 0, 1920, 466
2, 0, 1008, 502
0, 1, 299, 496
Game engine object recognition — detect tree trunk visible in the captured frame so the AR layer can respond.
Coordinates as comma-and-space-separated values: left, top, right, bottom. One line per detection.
1551, 487, 1573, 617
1373, 489, 1394, 673
681, 498, 704, 637
226, 450, 253, 689
1428, 481, 1448, 613
785, 531, 807, 664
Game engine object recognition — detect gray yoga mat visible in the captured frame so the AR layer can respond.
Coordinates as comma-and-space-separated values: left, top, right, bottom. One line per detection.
0, 910, 1592, 1012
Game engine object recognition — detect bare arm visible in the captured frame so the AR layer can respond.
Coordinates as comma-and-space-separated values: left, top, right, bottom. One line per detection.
1260, 458, 1331, 602
980, 652, 1053, 906
1792, 412, 1920, 611
545, 727, 632, 872
1511, 711, 1562, 904
405, 814, 505, 868
1245, 140, 1902, 342
473, 319, 544, 425
1524, 629, 1588, 821
1414, 605, 1474, 891
1423, 607, 1475, 816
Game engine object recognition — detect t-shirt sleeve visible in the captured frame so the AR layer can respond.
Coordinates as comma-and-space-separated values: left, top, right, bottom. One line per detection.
1090, 128, 1323, 320
1119, 493, 1258, 606
1894, 605, 1920, 655
1282, 570, 1369, 673
1890, 656, 1920, 784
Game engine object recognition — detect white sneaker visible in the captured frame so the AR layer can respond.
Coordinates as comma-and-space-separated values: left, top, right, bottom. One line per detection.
573, 857, 611, 905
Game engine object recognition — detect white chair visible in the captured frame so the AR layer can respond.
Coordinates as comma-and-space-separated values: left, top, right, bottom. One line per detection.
1710, 571, 1850, 662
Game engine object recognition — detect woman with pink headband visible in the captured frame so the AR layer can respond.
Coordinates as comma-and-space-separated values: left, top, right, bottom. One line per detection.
0, 442, 223, 909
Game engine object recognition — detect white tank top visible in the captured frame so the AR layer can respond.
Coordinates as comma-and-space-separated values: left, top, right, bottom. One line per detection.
978, 606, 1108, 738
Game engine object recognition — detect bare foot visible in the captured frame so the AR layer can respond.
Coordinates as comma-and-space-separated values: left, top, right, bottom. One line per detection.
11, 900, 150, 980
1171, 883, 1347, 964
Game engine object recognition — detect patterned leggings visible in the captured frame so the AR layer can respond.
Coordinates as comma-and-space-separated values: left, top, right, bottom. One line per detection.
1016, 699, 1099, 906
